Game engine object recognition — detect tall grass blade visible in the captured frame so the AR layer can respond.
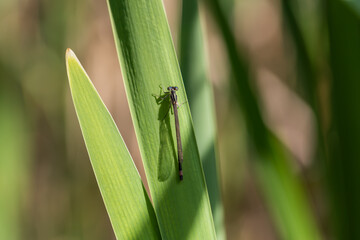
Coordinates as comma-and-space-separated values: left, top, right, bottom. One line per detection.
107, 0, 216, 238
65, 49, 161, 240
179, 0, 225, 239
326, 0, 360, 238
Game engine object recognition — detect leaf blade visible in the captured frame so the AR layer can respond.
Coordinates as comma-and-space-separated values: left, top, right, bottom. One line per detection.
66, 49, 161, 240
179, 0, 225, 238
107, 0, 217, 239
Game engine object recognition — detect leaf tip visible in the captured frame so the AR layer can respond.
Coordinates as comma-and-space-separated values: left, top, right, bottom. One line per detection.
65, 48, 78, 85
66, 48, 76, 60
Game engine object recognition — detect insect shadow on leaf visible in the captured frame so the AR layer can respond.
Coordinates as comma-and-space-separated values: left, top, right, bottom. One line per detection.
152, 86, 177, 181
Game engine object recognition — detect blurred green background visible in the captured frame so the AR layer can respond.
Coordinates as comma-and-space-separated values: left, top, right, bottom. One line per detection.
1, 0, 360, 239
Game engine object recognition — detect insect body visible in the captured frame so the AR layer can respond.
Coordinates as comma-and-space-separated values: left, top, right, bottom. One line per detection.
160, 86, 183, 181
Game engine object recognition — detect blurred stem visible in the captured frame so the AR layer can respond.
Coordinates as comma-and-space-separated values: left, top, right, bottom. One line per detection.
202, 0, 267, 148
203, 0, 321, 238
281, 1, 331, 236
281, 0, 328, 154
326, 0, 360, 239
0, 63, 30, 240
281, 0, 317, 108
179, 0, 225, 239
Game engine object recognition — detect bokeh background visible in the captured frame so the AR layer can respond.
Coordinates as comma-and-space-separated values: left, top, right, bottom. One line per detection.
1, 0, 360, 239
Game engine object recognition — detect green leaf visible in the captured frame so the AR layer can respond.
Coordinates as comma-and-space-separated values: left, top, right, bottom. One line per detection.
327, 0, 360, 238
107, 0, 216, 239
179, 0, 225, 239
65, 49, 161, 240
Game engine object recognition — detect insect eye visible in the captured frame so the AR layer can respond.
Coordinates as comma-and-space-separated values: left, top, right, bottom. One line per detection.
174, 86, 178, 91
167, 87, 171, 91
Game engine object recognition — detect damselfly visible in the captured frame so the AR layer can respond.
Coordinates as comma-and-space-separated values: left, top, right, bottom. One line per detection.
158, 86, 184, 181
